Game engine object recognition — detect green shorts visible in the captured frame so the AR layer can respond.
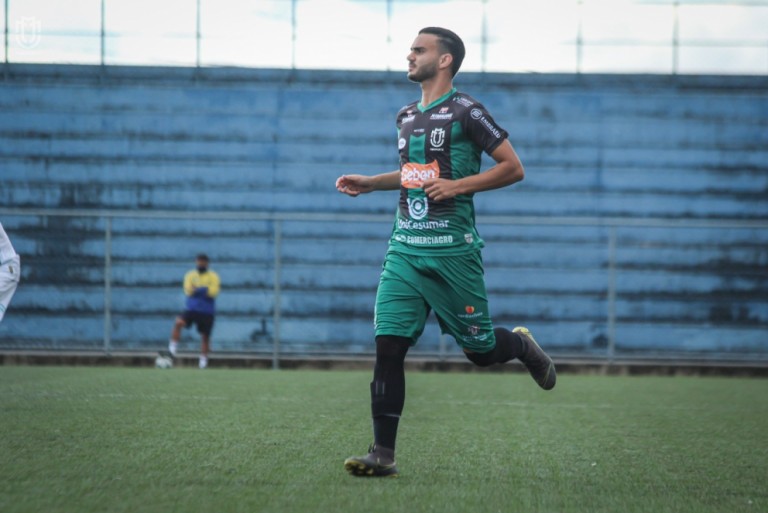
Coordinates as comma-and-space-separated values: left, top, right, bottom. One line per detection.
374, 250, 496, 353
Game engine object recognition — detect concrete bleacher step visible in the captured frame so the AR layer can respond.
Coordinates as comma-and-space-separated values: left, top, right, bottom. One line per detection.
6, 105, 762, 149
8, 158, 764, 201
0, 64, 766, 356
3, 183, 763, 217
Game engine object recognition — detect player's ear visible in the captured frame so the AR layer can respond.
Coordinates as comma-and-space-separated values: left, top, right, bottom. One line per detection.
439, 53, 453, 71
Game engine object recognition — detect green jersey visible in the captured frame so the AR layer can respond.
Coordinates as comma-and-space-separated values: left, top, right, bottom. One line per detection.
388, 88, 509, 256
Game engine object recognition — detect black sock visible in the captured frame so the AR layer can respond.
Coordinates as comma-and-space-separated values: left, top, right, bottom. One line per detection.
373, 415, 400, 452
493, 327, 526, 361
465, 327, 526, 367
370, 335, 410, 452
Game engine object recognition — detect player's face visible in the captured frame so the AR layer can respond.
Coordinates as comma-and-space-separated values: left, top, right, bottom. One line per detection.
407, 34, 442, 83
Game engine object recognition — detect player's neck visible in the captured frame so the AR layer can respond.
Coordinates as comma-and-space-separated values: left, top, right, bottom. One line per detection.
419, 76, 454, 109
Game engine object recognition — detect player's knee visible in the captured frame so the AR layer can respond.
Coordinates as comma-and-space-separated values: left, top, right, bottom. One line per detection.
374, 335, 410, 372
464, 348, 497, 367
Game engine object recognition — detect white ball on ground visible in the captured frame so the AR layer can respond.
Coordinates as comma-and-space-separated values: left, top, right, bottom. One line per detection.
155, 355, 173, 369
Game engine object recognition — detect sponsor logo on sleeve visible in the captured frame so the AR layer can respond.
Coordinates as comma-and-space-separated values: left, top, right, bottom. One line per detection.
479, 117, 502, 138
453, 96, 474, 108
470, 109, 502, 139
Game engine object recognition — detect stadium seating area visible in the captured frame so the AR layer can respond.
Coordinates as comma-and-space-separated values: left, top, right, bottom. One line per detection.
1, 64, 766, 358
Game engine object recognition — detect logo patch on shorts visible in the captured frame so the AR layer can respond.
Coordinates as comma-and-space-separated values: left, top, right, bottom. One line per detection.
458, 306, 483, 319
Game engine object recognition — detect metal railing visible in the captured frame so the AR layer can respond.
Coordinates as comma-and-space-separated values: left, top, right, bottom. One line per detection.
2, 207, 767, 367
3, 0, 767, 75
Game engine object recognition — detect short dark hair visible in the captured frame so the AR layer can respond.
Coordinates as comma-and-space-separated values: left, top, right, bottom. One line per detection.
419, 27, 465, 77
196, 253, 209, 262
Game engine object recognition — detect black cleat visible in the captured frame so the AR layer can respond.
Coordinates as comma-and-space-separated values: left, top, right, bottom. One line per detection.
158, 350, 175, 361
513, 326, 556, 390
344, 444, 399, 477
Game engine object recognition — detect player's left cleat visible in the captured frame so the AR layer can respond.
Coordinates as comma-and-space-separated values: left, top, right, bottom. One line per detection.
344, 444, 399, 477
513, 326, 556, 390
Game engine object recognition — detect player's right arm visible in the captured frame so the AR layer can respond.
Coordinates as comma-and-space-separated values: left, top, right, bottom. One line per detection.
336, 170, 401, 197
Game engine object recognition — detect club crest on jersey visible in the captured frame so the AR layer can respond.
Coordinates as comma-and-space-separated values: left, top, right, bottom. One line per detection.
408, 197, 428, 220
430, 128, 445, 148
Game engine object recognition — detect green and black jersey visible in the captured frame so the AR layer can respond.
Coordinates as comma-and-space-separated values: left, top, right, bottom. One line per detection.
389, 87, 509, 256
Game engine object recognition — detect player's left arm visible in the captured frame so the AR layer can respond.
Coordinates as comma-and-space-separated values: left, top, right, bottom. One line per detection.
206, 272, 221, 298
422, 139, 524, 201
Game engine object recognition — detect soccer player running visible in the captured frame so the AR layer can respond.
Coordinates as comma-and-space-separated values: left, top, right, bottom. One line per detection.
336, 27, 556, 477
168, 253, 220, 369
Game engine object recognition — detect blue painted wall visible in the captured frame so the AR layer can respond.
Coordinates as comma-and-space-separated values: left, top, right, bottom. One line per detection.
0, 64, 766, 358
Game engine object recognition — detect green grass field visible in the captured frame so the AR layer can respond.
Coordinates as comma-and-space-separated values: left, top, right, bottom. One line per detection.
1, 366, 766, 513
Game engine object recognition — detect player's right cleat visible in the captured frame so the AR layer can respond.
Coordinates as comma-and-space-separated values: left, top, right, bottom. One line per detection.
513, 326, 556, 390
344, 444, 399, 477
